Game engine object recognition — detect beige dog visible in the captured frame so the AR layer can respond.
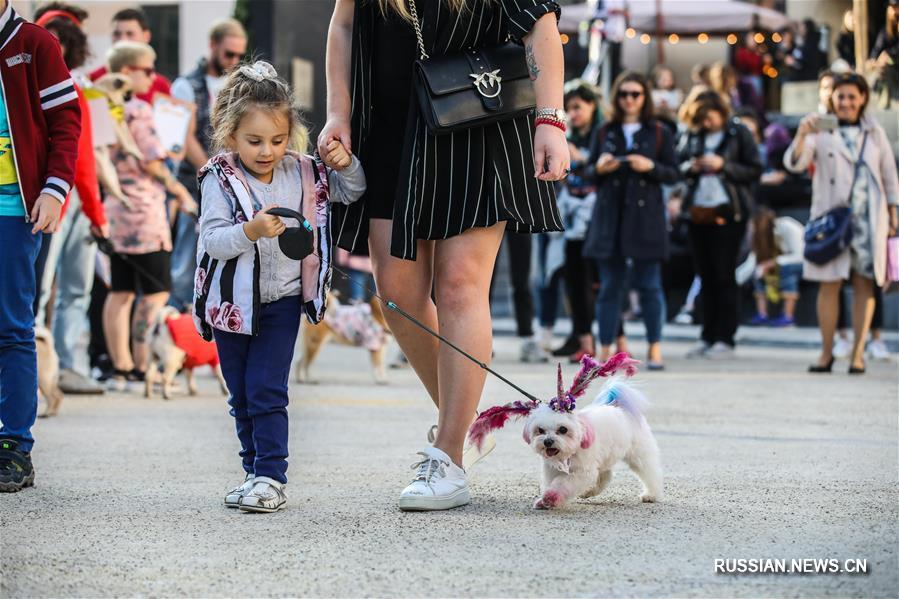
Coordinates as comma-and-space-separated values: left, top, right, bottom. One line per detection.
295, 293, 391, 384
145, 307, 228, 400
35, 327, 64, 418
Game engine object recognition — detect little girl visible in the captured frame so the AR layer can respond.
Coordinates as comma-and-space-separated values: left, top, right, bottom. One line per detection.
194, 61, 365, 513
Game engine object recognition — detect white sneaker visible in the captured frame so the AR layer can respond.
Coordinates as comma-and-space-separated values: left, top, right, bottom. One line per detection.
462, 432, 496, 470
238, 476, 287, 513
538, 328, 555, 352
685, 342, 710, 359
705, 342, 736, 360
399, 447, 470, 511
867, 340, 891, 361
224, 472, 254, 508
833, 338, 852, 359
674, 309, 693, 325
520, 337, 549, 363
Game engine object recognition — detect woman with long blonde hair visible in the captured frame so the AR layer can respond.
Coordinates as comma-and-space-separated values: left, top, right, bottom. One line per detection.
320, 0, 569, 511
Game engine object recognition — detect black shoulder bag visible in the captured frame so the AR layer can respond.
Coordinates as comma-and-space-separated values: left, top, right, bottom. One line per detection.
408, 0, 536, 134
803, 131, 868, 265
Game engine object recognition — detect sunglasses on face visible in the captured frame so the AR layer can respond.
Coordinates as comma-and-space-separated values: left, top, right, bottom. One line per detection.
617, 90, 643, 100
223, 50, 245, 60
129, 65, 155, 77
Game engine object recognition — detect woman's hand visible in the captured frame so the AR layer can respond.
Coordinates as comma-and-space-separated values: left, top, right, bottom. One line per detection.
627, 154, 654, 173
698, 154, 725, 172
796, 113, 820, 138
174, 183, 198, 217
595, 153, 620, 175
244, 205, 287, 241
317, 117, 353, 158
568, 142, 587, 164
533, 124, 570, 181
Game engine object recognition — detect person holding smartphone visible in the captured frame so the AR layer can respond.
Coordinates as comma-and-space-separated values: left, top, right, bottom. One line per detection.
583, 71, 680, 369
677, 90, 762, 360
785, 72, 899, 374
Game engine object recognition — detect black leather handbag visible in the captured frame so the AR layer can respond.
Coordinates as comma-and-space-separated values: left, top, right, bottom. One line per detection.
408, 0, 536, 134
803, 131, 868, 265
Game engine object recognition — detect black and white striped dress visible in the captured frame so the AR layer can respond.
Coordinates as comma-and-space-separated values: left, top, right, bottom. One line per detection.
333, 0, 563, 260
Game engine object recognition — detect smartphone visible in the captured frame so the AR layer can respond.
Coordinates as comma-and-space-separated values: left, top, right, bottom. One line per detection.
816, 114, 838, 133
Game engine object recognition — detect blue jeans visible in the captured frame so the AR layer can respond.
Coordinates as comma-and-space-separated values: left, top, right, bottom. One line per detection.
0, 217, 42, 452
169, 213, 198, 309
596, 257, 666, 346
213, 296, 302, 483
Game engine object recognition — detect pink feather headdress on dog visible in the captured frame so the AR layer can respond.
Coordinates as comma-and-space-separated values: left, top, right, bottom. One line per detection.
467, 352, 639, 450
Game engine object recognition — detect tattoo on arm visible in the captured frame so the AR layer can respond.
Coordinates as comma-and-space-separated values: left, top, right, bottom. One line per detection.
526, 43, 540, 81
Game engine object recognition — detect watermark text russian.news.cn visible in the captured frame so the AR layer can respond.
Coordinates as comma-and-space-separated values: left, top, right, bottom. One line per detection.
715, 559, 868, 575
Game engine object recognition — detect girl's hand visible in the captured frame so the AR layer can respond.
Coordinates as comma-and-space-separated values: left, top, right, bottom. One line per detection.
627, 154, 654, 173
317, 117, 353, 158
244, 205, 286, 241
533, 124, 570, 181
174, 184, 198, 217
323, 139, 352, 170
796, 113, 820, 138
595, 153, 620, 175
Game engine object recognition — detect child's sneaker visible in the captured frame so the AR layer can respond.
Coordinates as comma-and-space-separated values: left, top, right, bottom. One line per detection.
0, 439, 34, 493
768, 315, 795, 327
399, 447, 470, 511
238, 477, 287, 513
867, 339, 891, 361
749, 314, 768, 326
224, 472, 255, 508
833, 338, 852, 359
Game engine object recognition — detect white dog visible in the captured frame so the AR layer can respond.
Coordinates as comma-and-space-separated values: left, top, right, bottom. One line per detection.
469, 353, 662, 510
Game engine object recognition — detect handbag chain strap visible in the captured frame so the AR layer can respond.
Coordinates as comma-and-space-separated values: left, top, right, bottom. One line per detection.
407, 0, 430, 60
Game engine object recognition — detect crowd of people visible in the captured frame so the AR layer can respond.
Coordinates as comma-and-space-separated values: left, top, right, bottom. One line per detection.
0, 0, 896, 512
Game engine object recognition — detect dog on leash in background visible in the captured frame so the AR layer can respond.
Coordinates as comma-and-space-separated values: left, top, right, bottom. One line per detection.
295, 292, 391, 384
145, 307, 228, 399
35, 327, 64, 418
469, 353, 663, 510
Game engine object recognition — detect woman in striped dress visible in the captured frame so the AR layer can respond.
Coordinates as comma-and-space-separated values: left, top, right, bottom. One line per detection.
320, 0, 568, 511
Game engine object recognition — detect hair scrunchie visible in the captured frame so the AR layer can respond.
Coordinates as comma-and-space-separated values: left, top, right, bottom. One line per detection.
238, 61, 278, 82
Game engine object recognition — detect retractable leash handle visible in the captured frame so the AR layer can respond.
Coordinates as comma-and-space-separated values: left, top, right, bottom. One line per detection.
266, 207, 315, 261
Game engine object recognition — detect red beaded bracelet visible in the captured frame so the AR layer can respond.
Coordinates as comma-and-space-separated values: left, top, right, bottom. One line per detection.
534, 117, 567, 133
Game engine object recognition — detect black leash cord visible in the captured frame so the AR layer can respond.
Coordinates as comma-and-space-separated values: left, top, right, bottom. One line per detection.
327, 261, 541, 404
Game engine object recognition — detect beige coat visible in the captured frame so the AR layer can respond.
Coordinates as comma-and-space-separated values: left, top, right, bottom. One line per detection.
784, 116, 899, 286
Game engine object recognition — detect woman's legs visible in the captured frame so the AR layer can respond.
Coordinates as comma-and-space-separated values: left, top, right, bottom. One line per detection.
815, 281, 841, 367
849, 272, 876, 370
563, 240, 595, 353
432, 222, 506, 466
368, 219, 441, 406
596, 257, 627, 360
131, 291, 170, 374
632, 260, 666, 363
103, 291, 136, 372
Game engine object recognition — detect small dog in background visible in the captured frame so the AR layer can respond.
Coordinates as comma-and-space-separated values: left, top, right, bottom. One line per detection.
145, 307, 228, 399
35, 327, 64, 418
295, 292, 391, 384
469, 353, 663, 510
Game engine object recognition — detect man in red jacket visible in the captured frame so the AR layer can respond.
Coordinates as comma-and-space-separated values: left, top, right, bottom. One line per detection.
0, 0, 81, 492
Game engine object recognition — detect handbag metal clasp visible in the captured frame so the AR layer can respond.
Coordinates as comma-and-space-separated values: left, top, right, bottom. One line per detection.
470, 69, 502, 99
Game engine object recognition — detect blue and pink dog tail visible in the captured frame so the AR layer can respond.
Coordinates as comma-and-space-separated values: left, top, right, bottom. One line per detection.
592, 376, 649, 420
